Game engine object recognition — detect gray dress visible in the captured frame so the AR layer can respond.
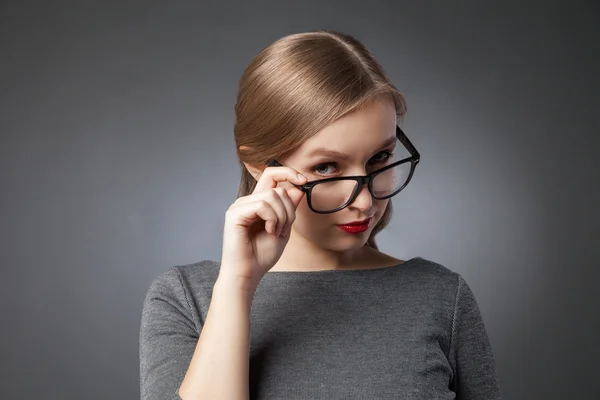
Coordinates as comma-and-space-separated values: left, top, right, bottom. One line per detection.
139, 256, 501, 399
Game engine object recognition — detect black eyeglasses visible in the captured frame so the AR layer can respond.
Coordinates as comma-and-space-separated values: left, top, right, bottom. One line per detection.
265, 125, 420, 214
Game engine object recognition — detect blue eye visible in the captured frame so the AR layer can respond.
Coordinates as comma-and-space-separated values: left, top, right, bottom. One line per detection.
312, 163, 338, 176
311, 151, 393, 176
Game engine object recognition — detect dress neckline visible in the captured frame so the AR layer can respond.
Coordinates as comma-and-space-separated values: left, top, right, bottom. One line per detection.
263, 257, 420, 276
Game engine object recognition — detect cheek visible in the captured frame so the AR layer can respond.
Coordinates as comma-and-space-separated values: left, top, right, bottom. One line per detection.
293, 197, 330, 230
295, 198, 319, 224
373, 199, 390, 221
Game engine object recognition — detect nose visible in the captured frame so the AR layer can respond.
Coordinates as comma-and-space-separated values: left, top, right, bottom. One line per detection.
348, 183, 372, 211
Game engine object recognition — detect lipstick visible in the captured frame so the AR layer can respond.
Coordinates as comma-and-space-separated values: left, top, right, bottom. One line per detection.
336, 217, 372, 234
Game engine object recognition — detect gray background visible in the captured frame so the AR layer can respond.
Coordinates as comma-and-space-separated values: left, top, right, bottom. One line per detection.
1, 1, 598, 399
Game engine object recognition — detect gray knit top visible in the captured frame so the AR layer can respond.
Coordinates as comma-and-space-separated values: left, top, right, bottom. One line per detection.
139, 256, 501, 399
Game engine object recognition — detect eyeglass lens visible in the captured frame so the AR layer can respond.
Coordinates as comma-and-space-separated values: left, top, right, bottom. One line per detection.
309, 161, 412, 212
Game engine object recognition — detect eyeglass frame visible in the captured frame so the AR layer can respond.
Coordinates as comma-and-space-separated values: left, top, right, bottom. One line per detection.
265, 125, 420, 214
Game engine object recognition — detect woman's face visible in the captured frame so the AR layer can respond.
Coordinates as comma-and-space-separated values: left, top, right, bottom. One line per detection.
282, 98, 399, 252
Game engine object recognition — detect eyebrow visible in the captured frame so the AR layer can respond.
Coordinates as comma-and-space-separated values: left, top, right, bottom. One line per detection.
306, 136, 397, 161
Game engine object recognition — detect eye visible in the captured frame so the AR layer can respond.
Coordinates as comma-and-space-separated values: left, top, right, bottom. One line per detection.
312, 162, 338, 176
368, 150, 394, 165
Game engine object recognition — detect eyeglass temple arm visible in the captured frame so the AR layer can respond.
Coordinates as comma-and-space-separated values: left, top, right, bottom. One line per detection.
396, 126, 420, 163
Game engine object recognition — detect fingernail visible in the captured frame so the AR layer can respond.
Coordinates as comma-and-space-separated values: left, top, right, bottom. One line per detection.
297, 173, 307, 181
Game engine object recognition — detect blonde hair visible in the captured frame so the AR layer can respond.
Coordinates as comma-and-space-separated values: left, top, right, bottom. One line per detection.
233, 30, 407, 249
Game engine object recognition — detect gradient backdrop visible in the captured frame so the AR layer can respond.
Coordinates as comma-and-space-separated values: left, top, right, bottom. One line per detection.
1, 1, 599, 399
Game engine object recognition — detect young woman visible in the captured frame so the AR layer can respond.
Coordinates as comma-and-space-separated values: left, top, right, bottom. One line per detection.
140, 30, 501, 400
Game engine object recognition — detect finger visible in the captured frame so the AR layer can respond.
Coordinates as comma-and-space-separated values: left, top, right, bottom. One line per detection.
261, 189, 288, 236
232, 200, 278, 235
275, 187, 296, 236
286, 185, 306, 209
234, 185, 290, 210
234, 182, 304, 210
253, 166, 307, 193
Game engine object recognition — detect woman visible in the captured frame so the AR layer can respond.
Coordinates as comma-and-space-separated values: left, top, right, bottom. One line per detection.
140, 30, 501, 399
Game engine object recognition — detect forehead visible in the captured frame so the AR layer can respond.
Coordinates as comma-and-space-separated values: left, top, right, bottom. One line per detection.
290, 99, 397, 160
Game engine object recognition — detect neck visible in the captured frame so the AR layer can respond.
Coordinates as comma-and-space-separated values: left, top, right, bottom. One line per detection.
269, 230, 375, 272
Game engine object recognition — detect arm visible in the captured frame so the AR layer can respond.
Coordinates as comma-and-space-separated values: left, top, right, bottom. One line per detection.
139, 268, 255, 400
449, 274, 502, 399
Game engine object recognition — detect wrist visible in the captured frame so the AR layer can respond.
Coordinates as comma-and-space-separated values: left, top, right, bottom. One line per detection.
215, 271, 259, 297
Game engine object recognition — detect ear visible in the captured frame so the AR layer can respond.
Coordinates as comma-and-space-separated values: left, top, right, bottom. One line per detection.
238, 145, 264, 181
242, 161, 265, 181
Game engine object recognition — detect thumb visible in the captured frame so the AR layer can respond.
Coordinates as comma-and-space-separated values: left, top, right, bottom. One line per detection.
287, 186, 306, 208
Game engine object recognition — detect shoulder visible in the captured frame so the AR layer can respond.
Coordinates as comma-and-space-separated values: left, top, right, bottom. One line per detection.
402, 257, 481, 314
147, 259, 221, 293
143, 260, 221, 310
393, 256, 469, 310
141, 260, 221, 331
402, 256, 461, 286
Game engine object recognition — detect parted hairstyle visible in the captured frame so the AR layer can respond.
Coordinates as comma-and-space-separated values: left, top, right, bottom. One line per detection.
233, 30, 407, 249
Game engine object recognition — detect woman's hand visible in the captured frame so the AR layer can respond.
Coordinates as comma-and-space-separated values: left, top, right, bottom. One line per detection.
219, 165, 307, 290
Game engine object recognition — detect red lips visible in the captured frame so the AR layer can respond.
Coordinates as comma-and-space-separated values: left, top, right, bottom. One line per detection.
336, 217, 372, 234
